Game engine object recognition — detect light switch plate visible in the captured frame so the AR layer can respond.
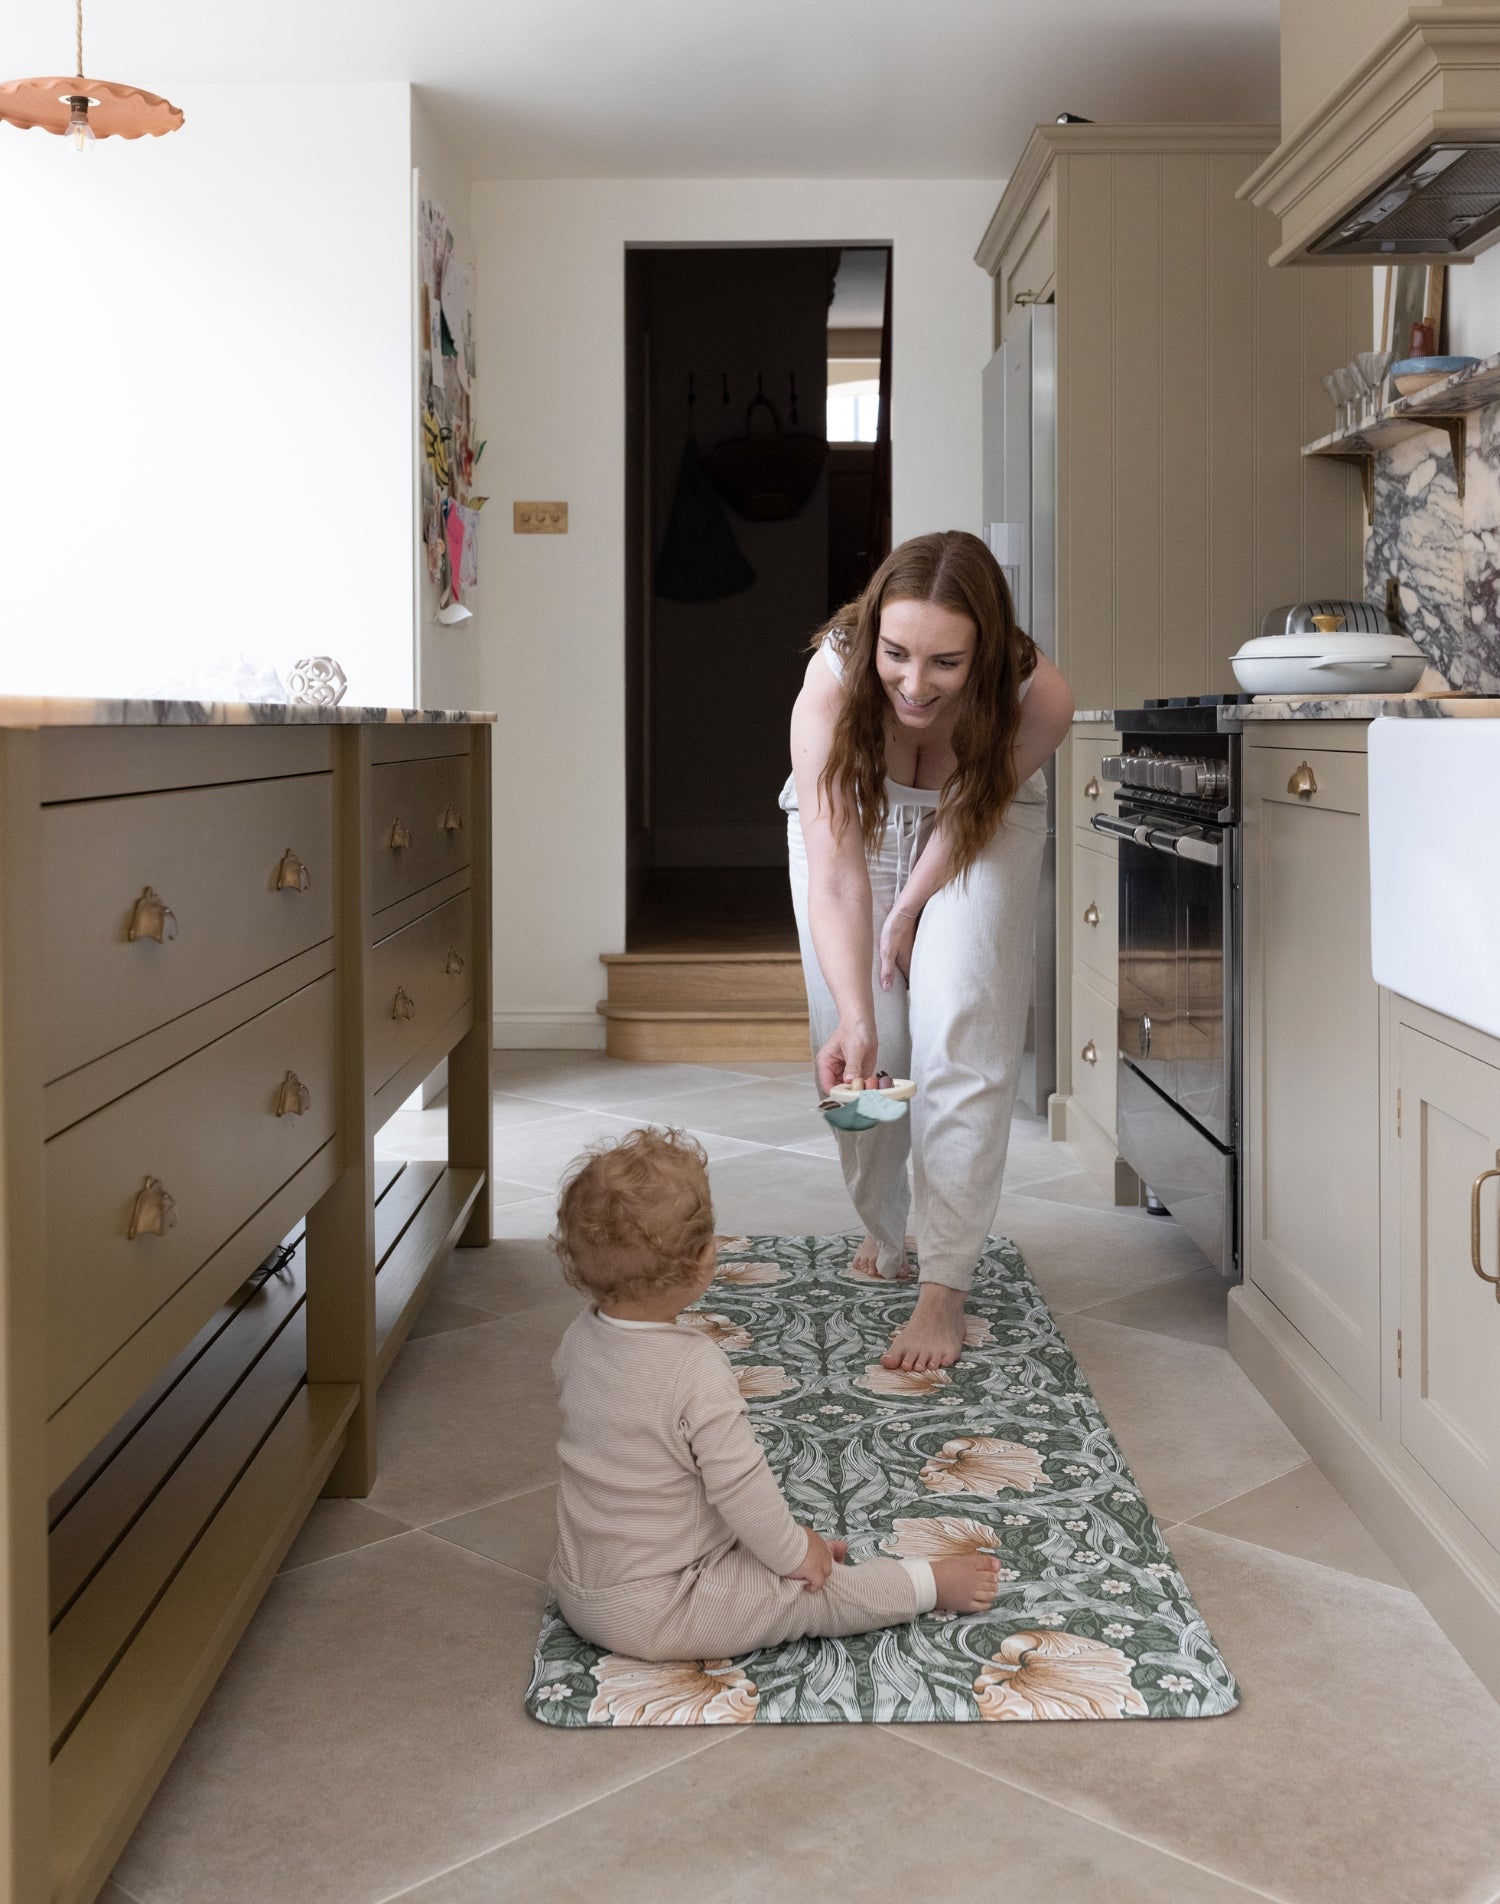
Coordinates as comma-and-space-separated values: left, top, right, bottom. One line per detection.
514, 501, 568, 534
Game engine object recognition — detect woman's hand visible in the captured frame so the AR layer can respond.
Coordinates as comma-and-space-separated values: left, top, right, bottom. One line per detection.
879, 906, 918, 991
816, 1018, 877, 1096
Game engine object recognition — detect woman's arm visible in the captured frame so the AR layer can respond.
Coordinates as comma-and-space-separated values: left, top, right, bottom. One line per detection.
879, 654, 1074, 988
790, 650, 880, 1086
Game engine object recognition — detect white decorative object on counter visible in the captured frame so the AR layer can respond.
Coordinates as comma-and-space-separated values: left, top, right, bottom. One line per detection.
285, 656, 348, 707
1369, 717, 1500, 1039
1232, 628, 1425, 696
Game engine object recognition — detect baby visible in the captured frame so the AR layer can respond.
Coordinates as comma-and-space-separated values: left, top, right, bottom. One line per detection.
547, 1126, 1000, 1664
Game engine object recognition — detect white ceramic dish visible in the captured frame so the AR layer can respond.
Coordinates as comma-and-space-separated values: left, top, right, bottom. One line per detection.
826, 1076, 917, 1105
1231, 629, 1425, 696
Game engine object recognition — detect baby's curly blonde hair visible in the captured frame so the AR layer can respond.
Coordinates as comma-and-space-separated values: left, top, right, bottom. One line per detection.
553, 1126, 716, 1303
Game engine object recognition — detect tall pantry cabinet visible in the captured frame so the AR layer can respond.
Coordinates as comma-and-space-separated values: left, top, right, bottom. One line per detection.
975, 123, 1370, 1191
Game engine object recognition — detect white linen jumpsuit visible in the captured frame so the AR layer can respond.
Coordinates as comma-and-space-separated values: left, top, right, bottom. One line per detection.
781, 645, 1047, 1290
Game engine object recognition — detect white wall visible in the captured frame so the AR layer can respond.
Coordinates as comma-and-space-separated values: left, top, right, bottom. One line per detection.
471, 177, 1000, 1046
0, 83, 416, 707
1446, 245, 1500, 361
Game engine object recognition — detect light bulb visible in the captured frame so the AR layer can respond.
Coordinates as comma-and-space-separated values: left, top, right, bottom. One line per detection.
66, 95, 94, 151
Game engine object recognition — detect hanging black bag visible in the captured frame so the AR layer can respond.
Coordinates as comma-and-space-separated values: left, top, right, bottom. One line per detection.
653, 426, 757, 602
702, 380, 827, 522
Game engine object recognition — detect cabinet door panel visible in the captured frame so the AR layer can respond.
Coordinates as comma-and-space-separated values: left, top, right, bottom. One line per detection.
1397, 1023, 1500, 1550
1243, 742, 1380, 1407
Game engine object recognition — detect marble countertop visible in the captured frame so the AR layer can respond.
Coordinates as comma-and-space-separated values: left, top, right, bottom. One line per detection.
1072, 710, 1117, 726
1225, 695, 1500, 723
0, 697, 496, 729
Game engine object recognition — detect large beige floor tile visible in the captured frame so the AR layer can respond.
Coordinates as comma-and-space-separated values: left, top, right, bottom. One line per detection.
604, 1078, 822, 1147
1072, 1267, 1230, 1348
430, 1235, 583, 1325
109, 1535, 727, 1904
489, 1106, 758, 1194
491, 1052, 755, 1110
721, 1059, 811, 1079
430, 1482, 557, 1583
397, 1726, 1263, 1904
1054, 1313, 1306, 1524
1012, 1166, 1151, 1213
901, 1526, 1500, 1904
1186, 1462, 1409, 1590
704, 1147, 866, 1238
368, 1318, 562, 1525
487, 1194, 567, 1241
279, 1498, 411, 1570
991, 1192, 1212, 1314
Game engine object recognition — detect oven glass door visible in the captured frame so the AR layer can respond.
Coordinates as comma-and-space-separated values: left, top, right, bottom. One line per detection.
1117, 816, 1232, 1144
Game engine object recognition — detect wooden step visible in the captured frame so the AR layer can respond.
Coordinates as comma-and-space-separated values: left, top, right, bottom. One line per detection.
598, 950, 810, 1061
596, 1002, 810, 1064
600, 950, 807, 1010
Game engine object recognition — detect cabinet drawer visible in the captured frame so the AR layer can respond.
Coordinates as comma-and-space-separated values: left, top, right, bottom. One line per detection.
1071, 729, 1118, 845
1247, 743, 1366, 816
367, 892, 474, 1093
1071, 973, 1118, 1140
45, 972, 336, 1415
1071, 833, 1117, 992
41, 773, 333, 1083
369, 754, 473, 917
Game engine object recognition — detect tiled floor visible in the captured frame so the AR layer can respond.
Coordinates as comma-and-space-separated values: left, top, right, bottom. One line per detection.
104, 1053, 1500, 1904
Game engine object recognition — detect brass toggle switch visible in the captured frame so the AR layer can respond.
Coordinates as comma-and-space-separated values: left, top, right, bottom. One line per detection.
514, 501, 568, 534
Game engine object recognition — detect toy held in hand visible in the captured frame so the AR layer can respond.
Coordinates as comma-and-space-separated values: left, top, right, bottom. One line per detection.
819, 1073, 916, 1132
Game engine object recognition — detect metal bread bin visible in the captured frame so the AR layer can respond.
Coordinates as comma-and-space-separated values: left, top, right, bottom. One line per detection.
1258, 600, 1392, 639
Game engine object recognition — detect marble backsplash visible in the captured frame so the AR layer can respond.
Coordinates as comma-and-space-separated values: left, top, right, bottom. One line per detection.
1366, 399, 1500, 692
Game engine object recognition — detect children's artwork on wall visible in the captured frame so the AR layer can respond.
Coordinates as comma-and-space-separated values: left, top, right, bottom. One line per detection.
418, 192, 484, 610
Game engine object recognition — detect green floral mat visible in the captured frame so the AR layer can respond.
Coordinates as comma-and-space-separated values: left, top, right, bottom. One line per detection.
526, 1234, 1239, 1726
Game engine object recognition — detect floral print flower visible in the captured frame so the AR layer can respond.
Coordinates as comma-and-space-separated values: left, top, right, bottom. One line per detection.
736, 1365, 793, 1399
587, 1657, 759, 1726
880, 1515, 998, 1560
716, 1260, 783, 1285
679, 1312, 752, 1352
1112, 1491, 1136, 1503
1146, 1563, 1175, 1578
1023, 1432, 1046, 1444
1003, 1514, 1028, 1526
973, 1632, 1148, 1721
1064, 1520, 1087, 1531
1101, 1580, 1131, 1596
1026, 1404, 1048, 1415
1063, 1464, 1088, 1476
1159, 1674, 1193, 1693
857, 1365, 952, 1397
919, 1436, 1045, 1498
1073, 1550, 1102, 1565
963, 1316, 995, 1347
1103, 1623, 1134, 1639
536, 1683, 570, 1704
713, 1235, 751, 1253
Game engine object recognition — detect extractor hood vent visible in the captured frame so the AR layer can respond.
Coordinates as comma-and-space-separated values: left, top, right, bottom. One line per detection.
1310, 143, 1500, 256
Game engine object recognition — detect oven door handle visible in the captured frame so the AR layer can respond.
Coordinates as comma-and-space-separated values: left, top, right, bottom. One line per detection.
1090, 812, 1223, 867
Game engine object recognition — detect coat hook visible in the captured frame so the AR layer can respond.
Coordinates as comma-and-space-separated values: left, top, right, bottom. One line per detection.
789, 370, 799, 426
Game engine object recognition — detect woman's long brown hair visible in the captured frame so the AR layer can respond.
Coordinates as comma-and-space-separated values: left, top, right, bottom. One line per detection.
814, 530, 1038, 882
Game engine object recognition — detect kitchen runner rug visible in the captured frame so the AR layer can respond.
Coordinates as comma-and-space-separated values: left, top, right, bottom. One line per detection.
526, 1233, 1239, 1726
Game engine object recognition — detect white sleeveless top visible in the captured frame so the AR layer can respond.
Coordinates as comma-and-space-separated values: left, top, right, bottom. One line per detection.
777, 633, 1038, 815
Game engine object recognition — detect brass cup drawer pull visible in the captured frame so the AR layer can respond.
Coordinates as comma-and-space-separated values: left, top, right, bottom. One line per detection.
128, 1174, 177, 1240
1081, 1040, 1099, 1066
1287, 762, 1318, 800
275, 848, 311, 892
127, 887, 177, 943
1470, 1149, 1500, 1301
445, 948, 465, 976
442, 804, 464, 834
389, 819, 413, 852
1083, 776, 1100, 801
392, 986, 417, 1021
275, 1070, 311, 1117
1083, 901, 1100, 927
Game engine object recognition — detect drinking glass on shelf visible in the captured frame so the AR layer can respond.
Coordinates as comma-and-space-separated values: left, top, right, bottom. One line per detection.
1321, 370, 1343, 434
1331, 365, 1361, 433
1355, 349, 1393, 420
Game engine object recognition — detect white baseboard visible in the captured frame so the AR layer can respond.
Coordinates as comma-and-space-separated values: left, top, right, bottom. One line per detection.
1055, 1096, 1142, 1205
492, 1012, 606, 1050
1229, 1283, 1500, 1704
652, 826, 787, 868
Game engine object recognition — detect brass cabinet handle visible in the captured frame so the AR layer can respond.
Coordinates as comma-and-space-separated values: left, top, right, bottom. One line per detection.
1083, 901, 1100, 927
442, 804, 464, 833
1081, 1040, 1098, 1066
1287, 762, 1318, 800
389, 819, 413, 852
275, 1070, 311, 1117
1471, 1149, 1500, 1301
392, 986, 417, 1021
275, 847, 310, 892
127, 887, 177, 943
445, 948, 465, 975
128, 1175, 177, 1240
1083, 776, 1100, 801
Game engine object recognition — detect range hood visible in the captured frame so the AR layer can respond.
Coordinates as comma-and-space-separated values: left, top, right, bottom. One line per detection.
1241, 6, 1500, 266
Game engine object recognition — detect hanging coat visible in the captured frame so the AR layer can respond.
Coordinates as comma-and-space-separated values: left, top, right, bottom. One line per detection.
653, 429, 756, 602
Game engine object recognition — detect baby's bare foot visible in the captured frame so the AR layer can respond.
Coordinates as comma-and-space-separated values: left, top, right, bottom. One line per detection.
931, 1553, 1002, 1613
881, 1284, 967, 1369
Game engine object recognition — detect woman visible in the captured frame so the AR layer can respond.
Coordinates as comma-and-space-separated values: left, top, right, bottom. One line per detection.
782, 530, 1074, 1373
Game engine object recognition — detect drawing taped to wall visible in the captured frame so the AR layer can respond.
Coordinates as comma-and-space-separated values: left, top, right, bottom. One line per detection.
419, 192, 485, 611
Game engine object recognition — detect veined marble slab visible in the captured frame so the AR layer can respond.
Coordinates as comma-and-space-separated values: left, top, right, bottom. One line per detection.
0, 697, 496, 729
1227, 695, 1500, 723
1072, 709, 1117, 725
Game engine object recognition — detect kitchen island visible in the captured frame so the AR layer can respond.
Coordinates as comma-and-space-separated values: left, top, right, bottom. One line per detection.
0, 698, 494, 1903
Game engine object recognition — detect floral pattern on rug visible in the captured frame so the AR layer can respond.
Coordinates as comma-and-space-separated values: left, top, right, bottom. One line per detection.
526, 1234, 1240, 1725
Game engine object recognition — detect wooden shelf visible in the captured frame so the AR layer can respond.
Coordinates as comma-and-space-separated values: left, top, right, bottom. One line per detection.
1302, 351, 1500, 515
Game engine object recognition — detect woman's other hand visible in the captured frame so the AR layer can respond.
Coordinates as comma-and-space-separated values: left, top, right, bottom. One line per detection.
816, 1019, 877, 1095
879, 907, 917, 990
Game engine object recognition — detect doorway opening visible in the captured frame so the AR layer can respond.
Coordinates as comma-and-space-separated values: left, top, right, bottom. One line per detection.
622, 244, 892, 964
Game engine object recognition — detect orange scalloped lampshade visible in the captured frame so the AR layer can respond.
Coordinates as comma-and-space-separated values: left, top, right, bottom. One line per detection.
0, 75, 182, 138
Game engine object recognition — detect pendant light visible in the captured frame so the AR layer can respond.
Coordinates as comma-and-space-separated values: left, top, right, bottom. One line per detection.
0, 0, 183, 150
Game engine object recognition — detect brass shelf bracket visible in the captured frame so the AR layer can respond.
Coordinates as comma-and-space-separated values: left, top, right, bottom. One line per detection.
1425, 415, 1468, 500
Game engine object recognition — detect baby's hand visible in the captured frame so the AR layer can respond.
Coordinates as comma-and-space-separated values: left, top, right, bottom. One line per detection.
788, 1527, 837, 1592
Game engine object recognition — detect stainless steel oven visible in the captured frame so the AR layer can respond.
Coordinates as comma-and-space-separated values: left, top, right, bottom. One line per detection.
1091, 701, 1244, 1275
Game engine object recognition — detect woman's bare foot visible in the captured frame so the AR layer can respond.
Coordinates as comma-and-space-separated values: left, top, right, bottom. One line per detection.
931, 1553, 1002, 1613
850, 1232, 915, 1280
881, 1284, 967, 1370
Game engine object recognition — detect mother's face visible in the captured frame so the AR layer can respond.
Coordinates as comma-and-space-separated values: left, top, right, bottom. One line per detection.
874, 598, 977, 732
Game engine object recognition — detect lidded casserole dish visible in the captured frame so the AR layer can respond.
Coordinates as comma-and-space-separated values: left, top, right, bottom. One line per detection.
1231, 601, 1425, 695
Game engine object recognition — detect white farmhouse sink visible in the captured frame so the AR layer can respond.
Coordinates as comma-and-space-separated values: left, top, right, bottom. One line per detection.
1368, 716, 1500, 1036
